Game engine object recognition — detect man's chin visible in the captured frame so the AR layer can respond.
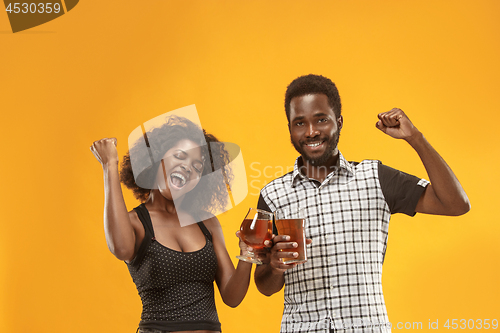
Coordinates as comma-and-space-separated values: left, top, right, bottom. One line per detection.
294, 147, 323, 163
300, 149, 338, 166
300, 153, 323, 165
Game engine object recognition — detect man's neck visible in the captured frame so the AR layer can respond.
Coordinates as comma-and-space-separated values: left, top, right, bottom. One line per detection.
299, 153, 339, 183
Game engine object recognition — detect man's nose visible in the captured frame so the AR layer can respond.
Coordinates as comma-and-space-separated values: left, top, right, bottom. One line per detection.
306, 123, 320, 137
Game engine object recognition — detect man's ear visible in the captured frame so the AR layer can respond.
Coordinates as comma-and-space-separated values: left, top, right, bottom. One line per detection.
337, 115, 343, 131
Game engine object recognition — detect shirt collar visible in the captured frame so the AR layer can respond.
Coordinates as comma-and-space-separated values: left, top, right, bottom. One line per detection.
291, 151, 354, 186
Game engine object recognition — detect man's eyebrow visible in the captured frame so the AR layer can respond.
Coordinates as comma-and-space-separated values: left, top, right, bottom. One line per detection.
291, 115, 305, 122
291, 112, 330, 122
313, 112, 330, 117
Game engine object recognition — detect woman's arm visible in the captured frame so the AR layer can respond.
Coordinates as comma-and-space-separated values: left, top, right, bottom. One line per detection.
205, 217, 252, 308
90, 138, 143, 261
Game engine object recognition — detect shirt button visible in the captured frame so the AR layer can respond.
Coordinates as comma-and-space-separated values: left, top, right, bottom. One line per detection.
330, 285, 334, 290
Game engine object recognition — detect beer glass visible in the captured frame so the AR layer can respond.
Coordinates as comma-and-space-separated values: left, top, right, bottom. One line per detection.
274, 207, 307, 264
236, 208, 273, 264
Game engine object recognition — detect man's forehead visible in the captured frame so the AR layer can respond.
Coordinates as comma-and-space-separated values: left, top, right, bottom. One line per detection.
291, 93, 330, 107
290, 94, 335, 117
291, 92, 327, 102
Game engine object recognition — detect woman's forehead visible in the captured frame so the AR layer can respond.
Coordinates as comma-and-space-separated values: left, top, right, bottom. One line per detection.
173, 138, 202, 150
163, 139, 204, 159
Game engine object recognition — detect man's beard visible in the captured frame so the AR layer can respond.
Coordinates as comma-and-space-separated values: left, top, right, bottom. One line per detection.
292, 130, 340, 166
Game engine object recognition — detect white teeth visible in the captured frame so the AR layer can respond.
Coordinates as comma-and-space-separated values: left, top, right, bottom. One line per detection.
307, 142, 322, 147
170, 172, 187, 186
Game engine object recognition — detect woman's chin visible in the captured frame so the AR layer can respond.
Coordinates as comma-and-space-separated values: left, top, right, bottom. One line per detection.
157, 180, 198, 204
158, 187, 187, 203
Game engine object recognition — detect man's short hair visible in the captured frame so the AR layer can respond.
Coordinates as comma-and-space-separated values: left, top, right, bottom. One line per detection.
284, 74, 342, 122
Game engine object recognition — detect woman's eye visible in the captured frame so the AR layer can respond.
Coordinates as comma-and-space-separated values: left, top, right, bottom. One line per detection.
174, 152, 187, 160
193, 164, 203, 173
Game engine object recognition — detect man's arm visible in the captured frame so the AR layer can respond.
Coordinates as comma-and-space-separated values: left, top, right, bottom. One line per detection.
254, 195, 301, 296
376, 108, 470, 216
254, 235, 300, 296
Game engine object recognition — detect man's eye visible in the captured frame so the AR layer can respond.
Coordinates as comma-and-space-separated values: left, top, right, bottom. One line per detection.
295, 122, 304, 126
318, 118, 327, 123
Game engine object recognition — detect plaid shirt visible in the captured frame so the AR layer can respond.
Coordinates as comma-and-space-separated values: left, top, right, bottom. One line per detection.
258, 152, 429, 333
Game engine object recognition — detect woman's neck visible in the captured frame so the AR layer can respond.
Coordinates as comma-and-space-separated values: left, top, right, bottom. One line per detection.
146, 189, 182, 214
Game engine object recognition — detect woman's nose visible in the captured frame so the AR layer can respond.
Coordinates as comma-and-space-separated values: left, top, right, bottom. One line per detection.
180, 163, 192, 174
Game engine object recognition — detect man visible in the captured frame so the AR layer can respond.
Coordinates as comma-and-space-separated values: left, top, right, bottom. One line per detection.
254, 74, 470, 333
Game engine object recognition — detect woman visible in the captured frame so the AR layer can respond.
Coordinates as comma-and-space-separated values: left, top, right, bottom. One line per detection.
90, 116, 252, 333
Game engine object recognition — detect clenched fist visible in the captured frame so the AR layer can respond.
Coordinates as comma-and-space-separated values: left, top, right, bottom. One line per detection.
90, 138, 119, 167
376, 108, 420, 141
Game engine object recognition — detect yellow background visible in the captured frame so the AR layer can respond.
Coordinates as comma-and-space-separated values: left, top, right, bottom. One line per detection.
1, 1, 499, 332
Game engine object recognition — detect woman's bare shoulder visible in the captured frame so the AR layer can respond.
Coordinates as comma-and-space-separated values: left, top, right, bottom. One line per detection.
202, 216, 226, 242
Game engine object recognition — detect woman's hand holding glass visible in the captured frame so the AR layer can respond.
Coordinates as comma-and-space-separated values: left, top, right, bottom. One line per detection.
236, 208, 273, 264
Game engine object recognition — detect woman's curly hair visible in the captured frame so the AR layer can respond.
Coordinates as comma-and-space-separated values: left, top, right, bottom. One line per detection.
120, 116, 232, 215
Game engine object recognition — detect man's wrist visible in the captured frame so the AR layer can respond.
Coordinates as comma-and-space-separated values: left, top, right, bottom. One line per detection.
269, 264, 286, 276
405, 130, 425, 147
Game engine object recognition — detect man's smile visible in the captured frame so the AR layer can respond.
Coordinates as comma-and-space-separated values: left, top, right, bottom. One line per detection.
303, 140, 326, 150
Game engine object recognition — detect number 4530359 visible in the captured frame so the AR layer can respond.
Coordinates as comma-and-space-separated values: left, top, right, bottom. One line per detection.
444, 319, 498, 329
5, 3, 62, 14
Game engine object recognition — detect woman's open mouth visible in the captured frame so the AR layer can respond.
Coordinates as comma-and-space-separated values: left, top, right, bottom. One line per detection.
169, 172, 187, 189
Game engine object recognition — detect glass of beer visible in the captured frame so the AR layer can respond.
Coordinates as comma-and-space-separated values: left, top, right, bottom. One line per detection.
236, 208, 273, 264
274, 207, 307, 264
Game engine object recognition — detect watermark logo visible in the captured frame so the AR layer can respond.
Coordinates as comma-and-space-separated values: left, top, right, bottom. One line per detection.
3, 0, 78, 33
128, 105, 248, 227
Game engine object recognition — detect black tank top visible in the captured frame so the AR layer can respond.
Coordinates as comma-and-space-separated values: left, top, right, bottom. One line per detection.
127, 204, 221, 332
